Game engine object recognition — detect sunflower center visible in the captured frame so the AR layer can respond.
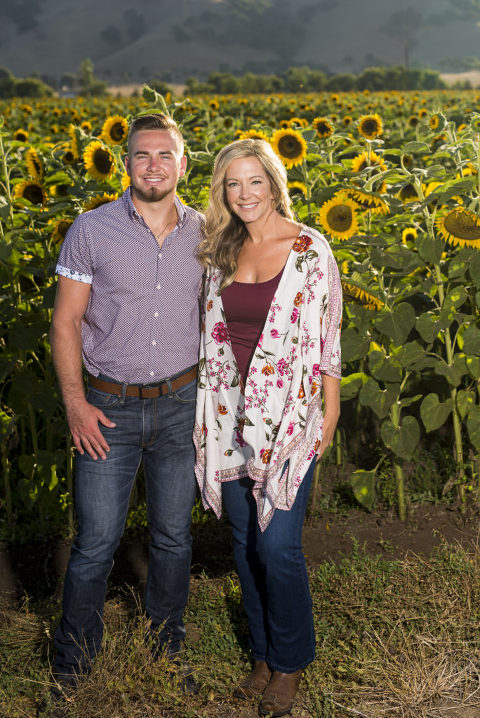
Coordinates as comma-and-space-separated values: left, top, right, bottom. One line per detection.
327, 205, 353, 231
278, 135, 303, 159
110, 122, 126, 142
444, 210, 480, 240
94, 148, 114, 174
24, 184, 44, 205
362, 119, 379, 135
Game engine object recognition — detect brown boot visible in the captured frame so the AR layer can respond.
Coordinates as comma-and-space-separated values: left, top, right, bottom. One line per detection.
233, 660, 272, 699
258, 669, 303, 717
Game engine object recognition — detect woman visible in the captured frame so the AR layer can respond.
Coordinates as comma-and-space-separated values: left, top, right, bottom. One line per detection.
194, 139, 342, 717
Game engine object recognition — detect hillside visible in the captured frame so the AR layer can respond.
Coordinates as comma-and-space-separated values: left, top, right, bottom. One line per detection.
1, 0, 480, 83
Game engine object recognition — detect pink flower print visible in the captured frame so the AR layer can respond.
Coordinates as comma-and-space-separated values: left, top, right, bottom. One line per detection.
277, 358, 287, 376
290, 307, 299, 323
312, 364, 321, 376
320, 337, 325, 352
287, 422, 294, 436
258, 333, 263, 347
270, 329, 280, 338
212, 321, 229, 345
277, 379, 283, 388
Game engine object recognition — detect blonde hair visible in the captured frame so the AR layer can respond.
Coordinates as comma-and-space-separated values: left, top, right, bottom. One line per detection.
198, 139, 294, 291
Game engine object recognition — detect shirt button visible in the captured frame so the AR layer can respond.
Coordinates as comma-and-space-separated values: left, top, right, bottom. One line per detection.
154, 312, 159, 317
156, 283, 161, 289
152, 340, 157, 346
149, 371, 154, 377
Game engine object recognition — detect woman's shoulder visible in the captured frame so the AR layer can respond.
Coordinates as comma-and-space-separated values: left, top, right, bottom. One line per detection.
297, 224, 335, 258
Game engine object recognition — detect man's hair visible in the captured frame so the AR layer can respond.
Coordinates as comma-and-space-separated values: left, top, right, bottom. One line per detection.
127, 113, 184, 155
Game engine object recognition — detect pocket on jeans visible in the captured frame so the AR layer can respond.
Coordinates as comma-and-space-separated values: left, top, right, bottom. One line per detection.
172, 379, 197, 404
86, 386, 121, 408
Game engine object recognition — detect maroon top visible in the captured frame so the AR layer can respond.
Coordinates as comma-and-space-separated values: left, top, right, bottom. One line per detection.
222, 270, 282, 380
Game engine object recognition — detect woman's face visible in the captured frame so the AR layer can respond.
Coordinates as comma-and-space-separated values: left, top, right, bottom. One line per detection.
224, 156, 274, 225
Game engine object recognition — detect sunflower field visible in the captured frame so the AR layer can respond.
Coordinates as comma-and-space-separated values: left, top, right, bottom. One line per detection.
1, 84, 480, 539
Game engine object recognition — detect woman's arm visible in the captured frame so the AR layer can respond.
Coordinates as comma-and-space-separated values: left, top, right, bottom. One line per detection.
316, 373, 340, 461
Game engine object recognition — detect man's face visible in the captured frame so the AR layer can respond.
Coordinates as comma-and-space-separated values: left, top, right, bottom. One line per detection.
125, 129, 186, 203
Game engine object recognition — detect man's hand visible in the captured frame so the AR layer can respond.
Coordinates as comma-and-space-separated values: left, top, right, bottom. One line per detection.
66, 400, 116, 460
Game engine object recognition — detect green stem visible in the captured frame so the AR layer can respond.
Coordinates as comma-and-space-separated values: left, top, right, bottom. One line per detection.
391, 399, 406, 520
1, 449, 12, 524
308, 460, 322, 522
27, 403, 39, 455
0, 129, 13, 227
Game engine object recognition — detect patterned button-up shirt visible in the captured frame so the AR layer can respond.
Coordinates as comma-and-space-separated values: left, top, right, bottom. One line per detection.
56, 189, 204, 384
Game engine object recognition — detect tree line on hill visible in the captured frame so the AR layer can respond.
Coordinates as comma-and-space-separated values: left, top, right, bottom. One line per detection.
0, 61, 450, 99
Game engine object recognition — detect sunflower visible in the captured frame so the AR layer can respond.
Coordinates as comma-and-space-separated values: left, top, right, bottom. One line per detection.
51, 218, 73, 244
288, 181, 308, 196
279, 119, 290, 129
238, 129, 269, 141
13, 179, 47, 205
342, 280, 384, 309
83, 140, 116, 181
289, 117, 308, 128
68, 124, 80, 160
357, 114, 383, 140
121, 172, 131, 191
83, 192, 118, 212
14, 129, 29, 142
418, 108, 428, 120
62, 147, 77, 165
25, 147, 44, 181
317, 196, 358, 240
209, 99, 220, 111
436, 208, 480, 249
312, 117, 334, 139
470, 115, 480, 133
402, 227, 417, 245
429, 114, 441, 131
407, 115, 419, 128
342, 115, 353, 127
100, 115, 129, 146
351, 150, 385, 174
270, 128, 307, 169
397, 183, 419, 203
81, 120, 92, 133
341, 188, 389, 215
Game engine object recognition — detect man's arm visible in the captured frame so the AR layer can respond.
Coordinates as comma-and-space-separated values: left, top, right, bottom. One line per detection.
50, 276, 116, 460
316, 374, 340, 461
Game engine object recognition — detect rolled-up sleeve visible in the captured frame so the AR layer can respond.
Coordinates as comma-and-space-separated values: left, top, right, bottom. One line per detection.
319, 253, 342, 378
56, 214, 94, 284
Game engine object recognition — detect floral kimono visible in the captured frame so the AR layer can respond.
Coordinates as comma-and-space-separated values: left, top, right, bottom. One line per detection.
194, 226, 342, 531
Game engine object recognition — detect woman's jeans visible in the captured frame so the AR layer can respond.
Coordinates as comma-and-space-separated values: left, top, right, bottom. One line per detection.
53, 378, 197, 683
222, 459, 316, 673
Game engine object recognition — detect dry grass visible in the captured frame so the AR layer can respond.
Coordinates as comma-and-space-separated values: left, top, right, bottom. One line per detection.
2, 541, 480, 717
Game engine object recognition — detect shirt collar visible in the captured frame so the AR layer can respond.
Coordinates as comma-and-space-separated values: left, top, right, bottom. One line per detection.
123, 187, 187, 228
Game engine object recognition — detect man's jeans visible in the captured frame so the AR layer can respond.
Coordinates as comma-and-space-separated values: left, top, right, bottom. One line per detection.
222, 459, 316, 673
53, 378, 197, 682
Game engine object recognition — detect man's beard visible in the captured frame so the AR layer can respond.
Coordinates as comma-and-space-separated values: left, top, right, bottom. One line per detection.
130, 181, 172, 203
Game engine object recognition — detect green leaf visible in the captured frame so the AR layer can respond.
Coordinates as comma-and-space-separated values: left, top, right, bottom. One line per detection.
359, 378, 398, 419
374, 303, 416, 345
420, 393, 453, 432
393, 341, 434, 370
467, 406, 480, 451
433, 354, 468, 387
381, 416, 420, 460
417, 236, 445, 264
340, 372, 367, 400
457, 390, 475, 419
399, 394, 422, 409
340, 327, 370, 363
350, 469, 376, 511
368, 350, 403, 383
466, 355, 480, 379
469, 253, 480, 288
402, 141, 430, 154
463, 325, 480, 356
416, 312, 441, 344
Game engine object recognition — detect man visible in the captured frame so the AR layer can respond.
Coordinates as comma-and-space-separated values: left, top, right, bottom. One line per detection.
50, 113, 203, 696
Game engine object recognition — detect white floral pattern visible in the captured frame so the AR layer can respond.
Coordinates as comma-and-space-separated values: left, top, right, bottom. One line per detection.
56, 264, 93, 285
194, 226, 342, 531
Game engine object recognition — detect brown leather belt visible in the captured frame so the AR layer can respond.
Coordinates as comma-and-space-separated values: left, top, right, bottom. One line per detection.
87, 365, 197, 399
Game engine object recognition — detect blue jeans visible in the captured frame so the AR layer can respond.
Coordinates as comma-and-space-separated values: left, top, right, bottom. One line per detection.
53, 377, 197, 682
222, 459, 316, 673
